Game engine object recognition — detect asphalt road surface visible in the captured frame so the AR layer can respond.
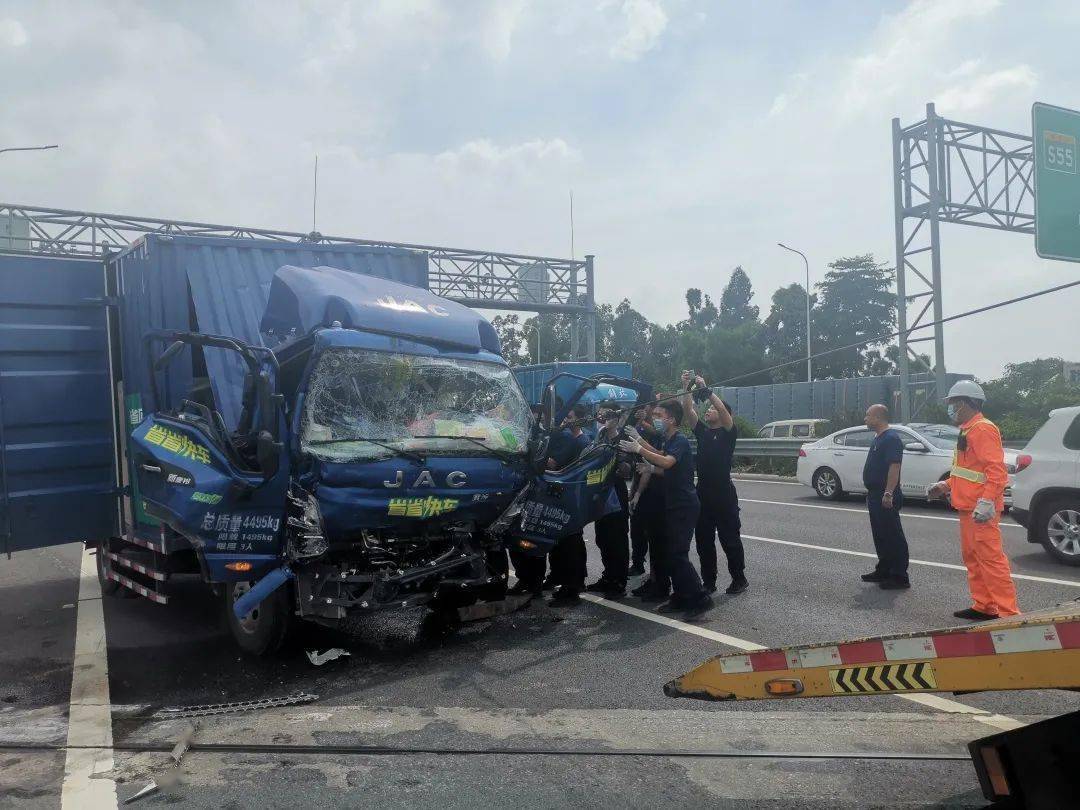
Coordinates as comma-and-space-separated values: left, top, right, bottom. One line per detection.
2, 478, 1079, 808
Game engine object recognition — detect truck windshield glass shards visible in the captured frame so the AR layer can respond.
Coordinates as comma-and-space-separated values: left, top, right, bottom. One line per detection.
301, 349, 531, 462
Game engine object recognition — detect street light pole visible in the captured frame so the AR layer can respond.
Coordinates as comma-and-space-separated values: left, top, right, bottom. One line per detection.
0, 145, 59, 156
778, 242, 812, 382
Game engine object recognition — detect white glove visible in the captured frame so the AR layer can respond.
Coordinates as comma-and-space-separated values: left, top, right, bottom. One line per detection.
619, 438, 642, 455
972, 498, 995, 523
624, 425, 642, 443
636, 461, 656, 475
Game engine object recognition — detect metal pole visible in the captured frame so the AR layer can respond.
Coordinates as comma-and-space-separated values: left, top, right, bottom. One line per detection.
0, 145, 59, 155
893, 117, 912, 423
777, 243, 811, 381
584, 254, 596, 361
925, 103, 948, 407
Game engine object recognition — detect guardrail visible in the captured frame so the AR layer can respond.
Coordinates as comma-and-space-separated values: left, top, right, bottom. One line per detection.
732, 438, 808, 458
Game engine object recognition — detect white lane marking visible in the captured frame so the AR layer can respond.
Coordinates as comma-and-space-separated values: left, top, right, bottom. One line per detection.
576, 593, 1023, 731
61, 546, 116, 809
741, 534, 1080, 588
739, 497, 1025, 530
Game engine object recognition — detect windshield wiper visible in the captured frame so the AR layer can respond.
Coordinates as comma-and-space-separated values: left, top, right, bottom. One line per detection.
419, 434, 518, 463
306, 436, 425, 464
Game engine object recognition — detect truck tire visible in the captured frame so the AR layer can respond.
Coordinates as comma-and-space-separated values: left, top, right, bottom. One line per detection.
1038, 497, 1080, 567
223, 580, 294, 656
812, 467, 844, 501
95, 540, 135, 598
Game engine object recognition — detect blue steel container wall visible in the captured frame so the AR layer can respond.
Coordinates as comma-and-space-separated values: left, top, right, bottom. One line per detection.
0, 253, 118, 551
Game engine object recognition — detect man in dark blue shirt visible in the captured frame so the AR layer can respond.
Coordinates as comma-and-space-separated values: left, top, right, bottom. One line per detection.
682, 372, 747, 596
547, 404, 592, 606
621, 400, 713, 617
861, 404, 910, 589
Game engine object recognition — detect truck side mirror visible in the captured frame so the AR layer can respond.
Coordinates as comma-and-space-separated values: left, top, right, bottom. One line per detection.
256, 430, 282, 479
154, 340, 186, 370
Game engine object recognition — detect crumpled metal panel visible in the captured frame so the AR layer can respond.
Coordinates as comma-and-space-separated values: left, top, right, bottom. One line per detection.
109, 234, 427, 429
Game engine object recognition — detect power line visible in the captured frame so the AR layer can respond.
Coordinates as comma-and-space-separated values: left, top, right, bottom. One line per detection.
716, 277, 1080, 387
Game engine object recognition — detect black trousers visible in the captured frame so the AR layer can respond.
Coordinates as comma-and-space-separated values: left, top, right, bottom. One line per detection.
867, 490, 909, 579
667, 503, 705, 603
595, 504, 629, 587
550, 531, 587, 593
636, 495, 669, 593
629, 500, 650, 567
695, 483, 745, 586
509, 545, 546, 589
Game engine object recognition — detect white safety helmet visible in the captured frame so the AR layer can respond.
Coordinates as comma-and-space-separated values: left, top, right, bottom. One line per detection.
944, 379, 986, 404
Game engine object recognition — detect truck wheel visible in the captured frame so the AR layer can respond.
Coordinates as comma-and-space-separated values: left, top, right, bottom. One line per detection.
223, 581, 294, 655
1039, 497, 1080, 567
95, 540, 135, 598
812, 467, 843, 501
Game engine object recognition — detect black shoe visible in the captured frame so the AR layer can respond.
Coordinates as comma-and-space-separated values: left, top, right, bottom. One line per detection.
725, 578, 748, 595
638, 589, 670, 603
628, 563, 646, 576
656, 599, 687, 614
541, 576, 557, 592
861, 571, 887, 583
953, 607, 998, 621
586, 579, 616, 593
878, 577, 910, 590
550, 590, 581, 607
682, 595, 715, 618
508, 581, 541, 596
632, 581, 660, 597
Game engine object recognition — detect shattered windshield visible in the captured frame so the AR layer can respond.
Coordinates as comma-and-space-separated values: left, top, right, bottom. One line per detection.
301, 348, 531, 462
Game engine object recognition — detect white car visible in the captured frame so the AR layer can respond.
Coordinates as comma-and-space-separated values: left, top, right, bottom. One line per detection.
1009, 405, 1080, 566
796, 423, 1019, 505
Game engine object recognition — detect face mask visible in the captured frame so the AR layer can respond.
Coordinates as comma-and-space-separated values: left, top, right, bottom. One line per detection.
653, 418, 666, 433
947, 404, 960, 423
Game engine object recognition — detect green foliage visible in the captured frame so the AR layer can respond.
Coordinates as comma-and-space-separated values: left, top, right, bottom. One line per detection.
812, 254, 896, 379
981, 358, 1080, 440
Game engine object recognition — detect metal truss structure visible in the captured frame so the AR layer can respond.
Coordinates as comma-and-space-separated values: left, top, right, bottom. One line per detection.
0, 202, 596, 360
893, 103, 1034, 420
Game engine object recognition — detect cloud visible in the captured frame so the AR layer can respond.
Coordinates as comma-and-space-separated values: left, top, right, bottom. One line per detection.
433, 137, 581, 177
937, 64, 1037, 113
609, 0, 668, 61
0, 18, 27, 47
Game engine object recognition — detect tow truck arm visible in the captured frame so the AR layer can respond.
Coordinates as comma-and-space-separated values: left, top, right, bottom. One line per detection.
665, 600, 1080, 806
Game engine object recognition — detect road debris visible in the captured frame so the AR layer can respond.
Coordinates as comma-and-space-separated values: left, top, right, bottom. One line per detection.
306, 648, 351, 666
123, 780, 160, 805
457, 593, 533, 622
151, 692, 318, 720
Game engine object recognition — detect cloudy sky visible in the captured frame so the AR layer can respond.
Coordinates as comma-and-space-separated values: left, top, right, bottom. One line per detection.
2, 0, 1077, 379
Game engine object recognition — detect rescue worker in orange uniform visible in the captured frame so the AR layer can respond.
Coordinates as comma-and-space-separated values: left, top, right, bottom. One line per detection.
928, 380, 1020, 620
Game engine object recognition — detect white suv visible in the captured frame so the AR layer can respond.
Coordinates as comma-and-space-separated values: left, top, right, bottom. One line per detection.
1010, 406, 1080, 566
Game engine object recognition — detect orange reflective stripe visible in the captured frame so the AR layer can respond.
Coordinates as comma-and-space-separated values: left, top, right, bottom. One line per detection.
951, 466, 987, 484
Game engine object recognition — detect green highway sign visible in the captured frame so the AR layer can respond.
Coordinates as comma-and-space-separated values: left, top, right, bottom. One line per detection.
1033, 102, 1080, 262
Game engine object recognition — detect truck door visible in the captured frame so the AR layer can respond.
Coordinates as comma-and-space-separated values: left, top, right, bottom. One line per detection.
0, 254, 118, 555
513, 373, 648, 553
131, 332, 289, 569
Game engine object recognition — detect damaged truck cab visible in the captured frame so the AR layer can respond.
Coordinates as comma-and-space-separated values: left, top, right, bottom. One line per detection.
2, 234, 646, 654
133, 264, 544, 653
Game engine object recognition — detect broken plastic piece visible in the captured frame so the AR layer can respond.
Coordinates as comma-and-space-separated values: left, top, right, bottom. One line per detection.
306, 648, 351, 666
123, 781, 159, 805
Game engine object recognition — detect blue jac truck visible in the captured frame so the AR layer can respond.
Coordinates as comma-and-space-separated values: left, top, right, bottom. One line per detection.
0, 235, 648, 654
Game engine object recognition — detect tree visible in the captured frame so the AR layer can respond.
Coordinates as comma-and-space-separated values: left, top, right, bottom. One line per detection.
982, 357, 1080, 439
763, 283, 814, 382
684, 288, 718, 330
490, 314, 526, 364
811, 254, 896, 379
718, 266, 759, 328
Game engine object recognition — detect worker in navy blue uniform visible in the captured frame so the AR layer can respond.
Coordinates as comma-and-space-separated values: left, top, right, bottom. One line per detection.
587, 403, 632, 597
621, 400, 713, 617
682, 372, 748, 596
629, 402, 670, 600
547, 404, 591, 606
860, 403, 911, 590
